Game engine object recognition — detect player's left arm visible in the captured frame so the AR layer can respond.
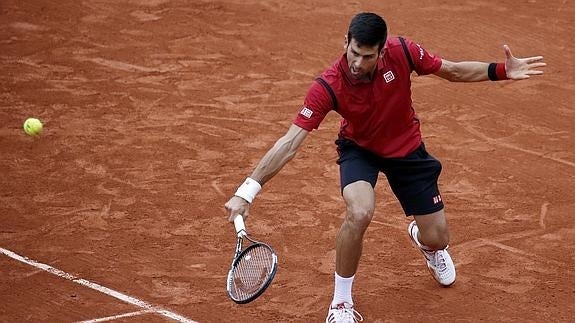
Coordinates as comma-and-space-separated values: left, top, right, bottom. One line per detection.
435, 45, 546, 82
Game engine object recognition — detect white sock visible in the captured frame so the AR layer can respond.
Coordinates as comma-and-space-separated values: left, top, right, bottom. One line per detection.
331, 272, 354, 307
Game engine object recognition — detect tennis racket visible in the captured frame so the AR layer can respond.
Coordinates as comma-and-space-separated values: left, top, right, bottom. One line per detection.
226, 215, 278, 304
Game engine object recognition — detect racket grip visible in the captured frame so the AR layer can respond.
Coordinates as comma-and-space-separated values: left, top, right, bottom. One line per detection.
233, 215, 247, 237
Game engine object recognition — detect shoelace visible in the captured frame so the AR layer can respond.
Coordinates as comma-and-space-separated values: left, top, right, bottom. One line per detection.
424, 249, 449, 277
328, 304, 364, 323
434, 250, 449, 275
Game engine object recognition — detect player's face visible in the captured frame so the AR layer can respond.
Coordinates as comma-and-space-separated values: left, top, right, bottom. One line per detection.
345, 37, 380, 80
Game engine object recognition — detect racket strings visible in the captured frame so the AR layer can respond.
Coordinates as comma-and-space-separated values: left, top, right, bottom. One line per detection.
230, 245, 275, 300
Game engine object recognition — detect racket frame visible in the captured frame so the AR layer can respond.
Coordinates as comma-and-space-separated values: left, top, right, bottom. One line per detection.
226, 215, 278, 304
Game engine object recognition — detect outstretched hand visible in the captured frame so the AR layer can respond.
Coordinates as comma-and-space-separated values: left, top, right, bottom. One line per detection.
504, 45, 546, 80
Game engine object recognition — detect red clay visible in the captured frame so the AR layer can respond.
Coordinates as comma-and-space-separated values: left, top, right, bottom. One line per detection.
1, 0, 574, 322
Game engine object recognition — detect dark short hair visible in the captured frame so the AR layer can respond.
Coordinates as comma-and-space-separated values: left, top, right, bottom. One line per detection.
347, 12, 388, 51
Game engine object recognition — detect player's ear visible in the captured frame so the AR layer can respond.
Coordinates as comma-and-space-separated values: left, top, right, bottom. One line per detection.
343, 35, 348, 51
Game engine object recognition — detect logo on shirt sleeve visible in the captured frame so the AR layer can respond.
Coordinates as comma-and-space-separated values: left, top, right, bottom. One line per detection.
299, 106, 313, 119
417, 44, 424, 60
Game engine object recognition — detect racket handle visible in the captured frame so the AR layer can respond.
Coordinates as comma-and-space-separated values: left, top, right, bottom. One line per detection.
233, 215, 247, 237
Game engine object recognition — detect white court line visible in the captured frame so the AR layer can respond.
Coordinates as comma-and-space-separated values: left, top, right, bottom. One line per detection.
0, 247, 197, 323
77, 310, 154, 323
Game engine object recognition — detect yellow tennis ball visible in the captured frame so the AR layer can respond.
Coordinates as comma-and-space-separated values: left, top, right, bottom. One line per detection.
23, 118, 43, 136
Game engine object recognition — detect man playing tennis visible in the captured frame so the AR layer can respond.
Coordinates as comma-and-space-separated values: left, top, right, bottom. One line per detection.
225, 12, 545, 322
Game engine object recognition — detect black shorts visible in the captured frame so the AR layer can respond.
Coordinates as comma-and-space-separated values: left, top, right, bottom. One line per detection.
336, 138, 444, 216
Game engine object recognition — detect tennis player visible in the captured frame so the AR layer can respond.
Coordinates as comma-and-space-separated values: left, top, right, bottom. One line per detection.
225, 12, 545, 323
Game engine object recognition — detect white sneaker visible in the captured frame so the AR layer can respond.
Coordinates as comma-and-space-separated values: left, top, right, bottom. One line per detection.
325, 302, 363, 323
408, 220, 456, 286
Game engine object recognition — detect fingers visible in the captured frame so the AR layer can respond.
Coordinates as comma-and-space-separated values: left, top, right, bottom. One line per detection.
227, 207, 245, 219
526, 55, 545, 63
228, 212, 243, 223
225, 201, 237, 222
510, 69, 544, 80
503, 44, 513, 58
225, 196, 250, 222
521, 61, 546, 73
505, 45, 545, 65
528, 62, 547, 69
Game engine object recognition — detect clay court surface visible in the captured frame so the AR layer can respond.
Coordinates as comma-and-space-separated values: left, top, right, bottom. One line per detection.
1, 0, 574, 322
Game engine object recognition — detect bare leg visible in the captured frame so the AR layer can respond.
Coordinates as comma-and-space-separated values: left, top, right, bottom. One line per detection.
413, 209, 450, 249
336, 181, 375, 277
409, 208, 456, 286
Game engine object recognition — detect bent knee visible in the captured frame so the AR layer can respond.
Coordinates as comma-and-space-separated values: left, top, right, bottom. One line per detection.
345, 207, 374, 231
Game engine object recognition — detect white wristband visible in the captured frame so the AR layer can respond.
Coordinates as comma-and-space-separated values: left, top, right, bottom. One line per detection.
234, 177, 262, 203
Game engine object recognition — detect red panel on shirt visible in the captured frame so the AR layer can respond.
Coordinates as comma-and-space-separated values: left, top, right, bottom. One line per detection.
293, 37, 442, 158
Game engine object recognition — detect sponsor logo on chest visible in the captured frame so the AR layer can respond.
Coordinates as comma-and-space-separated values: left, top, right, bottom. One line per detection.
383, 70, 395, 83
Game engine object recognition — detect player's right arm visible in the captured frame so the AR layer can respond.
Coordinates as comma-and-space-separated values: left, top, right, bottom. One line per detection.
250, 124, 309, 185
225, 124, 309, 221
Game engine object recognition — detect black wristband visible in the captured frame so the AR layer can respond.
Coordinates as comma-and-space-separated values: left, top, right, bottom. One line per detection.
488, 63, 498, 81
